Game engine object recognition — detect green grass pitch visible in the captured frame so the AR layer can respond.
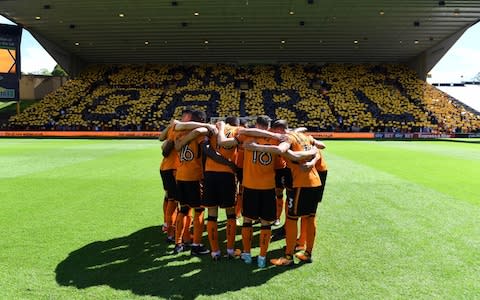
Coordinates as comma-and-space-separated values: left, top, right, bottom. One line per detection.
0, 138, 478, 299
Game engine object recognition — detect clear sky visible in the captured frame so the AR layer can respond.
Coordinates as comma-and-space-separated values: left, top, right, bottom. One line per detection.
427, 21, 480, 83
0, 15, 56, 74
0, 15, 479, 81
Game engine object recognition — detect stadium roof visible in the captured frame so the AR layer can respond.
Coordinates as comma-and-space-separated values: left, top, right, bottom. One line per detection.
1, 0, 480, 76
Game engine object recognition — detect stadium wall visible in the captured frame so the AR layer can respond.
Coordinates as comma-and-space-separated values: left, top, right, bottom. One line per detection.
0, 131, 371, 139
1, 131, 478, 139
19, 75, 68, 100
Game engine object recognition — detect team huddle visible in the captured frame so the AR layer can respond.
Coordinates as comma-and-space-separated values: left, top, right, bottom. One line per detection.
159, 109, 328, 268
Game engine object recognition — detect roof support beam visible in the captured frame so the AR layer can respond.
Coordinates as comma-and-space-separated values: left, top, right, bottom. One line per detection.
28, 30, 86, 77
407, 23, 472, 80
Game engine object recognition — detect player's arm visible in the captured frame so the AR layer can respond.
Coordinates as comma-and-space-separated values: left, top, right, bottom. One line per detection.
244, 141, 315, 161
300, 152, 321, 172
158, 126, 170, 141
175, 127, 210, 150
293, 127, 308, 133
238, 128, 284, 140
243, 141, 291, 155
202, 141, 239, 173
283, 146, 318, 162
312, 139, 326, 149
216, 121, 239, 148
158, 119, 176, 141
162, 139, 175, 157
175, 121, 216, 132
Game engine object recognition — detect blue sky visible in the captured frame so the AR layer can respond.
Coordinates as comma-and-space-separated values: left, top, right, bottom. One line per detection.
1, 15, 479, 81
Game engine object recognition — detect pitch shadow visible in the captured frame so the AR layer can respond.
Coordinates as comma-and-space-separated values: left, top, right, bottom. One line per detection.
55, 225, 298, 299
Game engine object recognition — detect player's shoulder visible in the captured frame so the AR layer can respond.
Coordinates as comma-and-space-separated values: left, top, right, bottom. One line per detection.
225, 124, 239, 135
285, 131, 300, 143
261, 136, 279, 145
167, 125, 176, 136
290, 131, 312, 143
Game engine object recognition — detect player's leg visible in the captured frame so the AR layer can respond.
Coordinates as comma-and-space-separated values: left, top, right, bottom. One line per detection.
218, 172, 238, 259
174, 205, 190, 253
296, 217, 307, 251
182, 213, 192, 245
173, 181, 187, 253
165, 200, 178, 243
294, 187, 322, 263
161, 170, 179, 242
258, 221, 272, 268
257, 188, 276, 268
182, 180, 209, 255
191, 207, 209, 255
275, 187, 284, 226
274, 169, 287, 226
235, 185, 243, 225
206, 206, 220, 259
299, 171, 327, 260
298, 170, 326, 253
240, 217, 253, 264
235, 169, 243, 225
225, 206, 237, 258
271, 188, 299, 266
162, 196, 168, 232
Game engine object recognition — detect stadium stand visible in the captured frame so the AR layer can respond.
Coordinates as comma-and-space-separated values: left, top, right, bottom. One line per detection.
7, 64, 480, 133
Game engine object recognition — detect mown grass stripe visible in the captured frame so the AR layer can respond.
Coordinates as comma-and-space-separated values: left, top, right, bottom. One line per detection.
0, 139, 478, 299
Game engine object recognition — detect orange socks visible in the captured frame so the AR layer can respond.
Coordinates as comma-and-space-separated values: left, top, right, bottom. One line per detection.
305, 216, 316, 254
226, 214, 237, 250
182, 214, 192, 243
276, 196, 284, 219
297, 216, 307, 248
165, 200, 178, 238
175, 212, 185, 244
163, 196, 168, 224
259, 225, 272, 257
236, 191, 243, 218
284, 217, 298, 256
207, 216, 219, 253
241, 223, 253, 253
193, 209, 205, 245
175, 207, 193, 244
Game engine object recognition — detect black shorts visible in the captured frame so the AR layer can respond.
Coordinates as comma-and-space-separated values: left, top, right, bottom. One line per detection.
242, 187, 276, 222
275, 168, 292, 189
319, 170, 328, 202
237, 168, 243, 185
286, 186, 322, 217
160, 169, 177, 200
176, 180, 202, 208
203, 172, 236, 208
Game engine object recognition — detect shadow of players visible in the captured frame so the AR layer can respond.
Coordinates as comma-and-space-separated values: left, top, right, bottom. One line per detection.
55, 224, 299, 298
